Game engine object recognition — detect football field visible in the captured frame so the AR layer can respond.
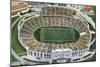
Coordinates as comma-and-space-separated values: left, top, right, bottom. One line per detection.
40, 27, 79, 44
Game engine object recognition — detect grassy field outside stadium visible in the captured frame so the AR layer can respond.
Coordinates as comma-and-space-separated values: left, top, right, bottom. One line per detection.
83, 6, 96, 62
11, 16, 26, 61
11, 17, 26, 54
11, 15, 20, 24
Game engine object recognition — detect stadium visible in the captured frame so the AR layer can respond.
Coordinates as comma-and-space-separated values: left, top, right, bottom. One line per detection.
11, 1, 96, 65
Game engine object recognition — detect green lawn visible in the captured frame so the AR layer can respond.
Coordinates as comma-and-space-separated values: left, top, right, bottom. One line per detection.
11, 15, 20, 24
41, 27, 75, 41
11, 17, 26, 54
86, 6, 96, 62
34, 27, 80, 44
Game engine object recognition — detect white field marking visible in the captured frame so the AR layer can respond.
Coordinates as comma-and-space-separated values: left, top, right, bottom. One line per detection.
11, 17, 21, 28
21, 55, 39, 61
80, 32, 86, 36
90, 31, 96, 34
90, 38, 96, 46
17, 52, 26, 56
80, 50, 95, 62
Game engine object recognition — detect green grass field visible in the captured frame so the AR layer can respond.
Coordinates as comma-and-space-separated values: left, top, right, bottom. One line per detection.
83, 6, 96, 62
34, 27, 80, 44
11, 15, 19, 24
41, 27, 76, 42
11, 16, 26, 62
11, 17, 26, 54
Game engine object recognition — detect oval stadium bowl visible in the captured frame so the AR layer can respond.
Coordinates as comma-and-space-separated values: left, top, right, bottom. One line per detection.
18, 6, 95, 63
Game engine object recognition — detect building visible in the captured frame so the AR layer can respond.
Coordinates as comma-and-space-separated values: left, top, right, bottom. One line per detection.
18, 4, 93, 63
11, 0, 29, 16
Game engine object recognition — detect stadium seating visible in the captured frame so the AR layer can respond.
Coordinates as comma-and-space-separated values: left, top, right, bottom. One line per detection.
19, 6, 90, 53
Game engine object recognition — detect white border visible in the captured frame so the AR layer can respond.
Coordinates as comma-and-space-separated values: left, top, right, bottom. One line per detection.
0, 0, 98, 67
24, 0, 96, 5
